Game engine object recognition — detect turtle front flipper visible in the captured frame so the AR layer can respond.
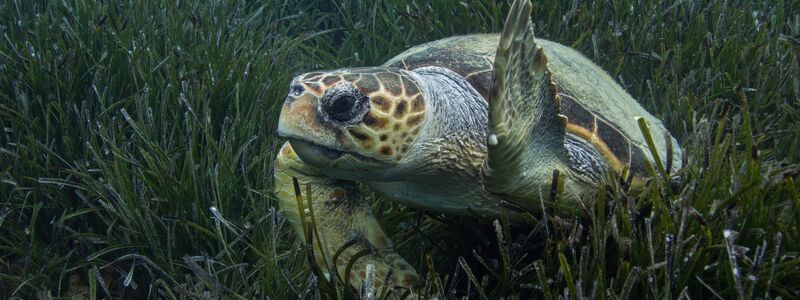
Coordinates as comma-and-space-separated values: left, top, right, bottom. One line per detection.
483, 0, 578, 202
273, 142, 419, 291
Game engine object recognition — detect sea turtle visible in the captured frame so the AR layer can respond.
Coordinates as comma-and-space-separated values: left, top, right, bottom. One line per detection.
273, 0, 681, 291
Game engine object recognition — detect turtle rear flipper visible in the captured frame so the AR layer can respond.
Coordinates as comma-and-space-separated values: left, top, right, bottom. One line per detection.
482, 0, 571, 200
274, 142, 419, 291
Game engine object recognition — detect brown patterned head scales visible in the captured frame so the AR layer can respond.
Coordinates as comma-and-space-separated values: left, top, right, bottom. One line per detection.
277, 67, 428, 164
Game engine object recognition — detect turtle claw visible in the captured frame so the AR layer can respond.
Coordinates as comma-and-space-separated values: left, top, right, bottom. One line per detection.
340, 250, 419, 293
325, 224, 419, 291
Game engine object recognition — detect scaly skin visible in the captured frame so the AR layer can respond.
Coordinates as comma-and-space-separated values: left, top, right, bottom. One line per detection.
273, 142, 419, 290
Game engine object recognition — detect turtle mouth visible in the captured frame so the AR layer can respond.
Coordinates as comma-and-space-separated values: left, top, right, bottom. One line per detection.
286, 138, 386, 169
288, 139, 346, 164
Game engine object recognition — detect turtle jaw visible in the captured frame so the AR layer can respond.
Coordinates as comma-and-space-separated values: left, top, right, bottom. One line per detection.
286, 137, 394, 181
286, 138, 344, 167
286, 138, 386, 171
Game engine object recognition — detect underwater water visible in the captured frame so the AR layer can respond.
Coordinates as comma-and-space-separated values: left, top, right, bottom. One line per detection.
1, 0, 798, 298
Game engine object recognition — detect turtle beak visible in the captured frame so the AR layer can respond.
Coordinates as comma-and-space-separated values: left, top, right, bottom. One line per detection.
288, 138, 344, 166
277, 93, 335, 144
276, 94, 309, 138
276, 92, 346, 167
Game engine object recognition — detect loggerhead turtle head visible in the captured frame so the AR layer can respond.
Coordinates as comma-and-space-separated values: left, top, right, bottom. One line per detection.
277, 67, 428, 177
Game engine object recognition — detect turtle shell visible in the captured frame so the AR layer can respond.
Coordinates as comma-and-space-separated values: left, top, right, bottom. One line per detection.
384, 34, 497, 100
384, 34, 681, 178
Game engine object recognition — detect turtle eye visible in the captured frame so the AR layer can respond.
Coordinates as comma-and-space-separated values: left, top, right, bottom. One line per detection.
328, 95, 356, 121
322, 87, 368, 125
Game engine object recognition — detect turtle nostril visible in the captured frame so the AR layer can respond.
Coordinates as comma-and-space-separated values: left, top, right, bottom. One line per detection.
289, 84, 305, 96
